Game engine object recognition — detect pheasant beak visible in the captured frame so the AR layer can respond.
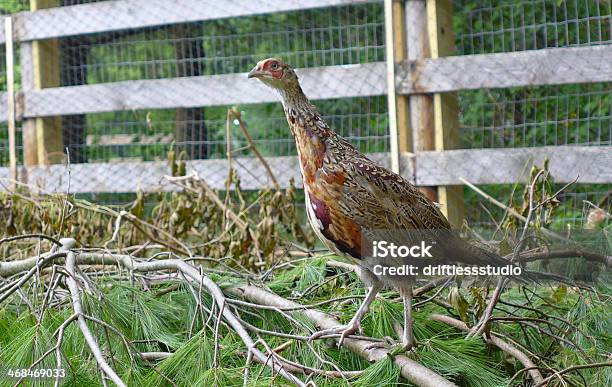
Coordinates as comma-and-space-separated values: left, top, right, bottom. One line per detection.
247, 66, 265, 79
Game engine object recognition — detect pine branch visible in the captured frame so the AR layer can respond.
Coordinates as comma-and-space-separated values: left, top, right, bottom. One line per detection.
228, 284, 458, 387
429, 314, 544, 385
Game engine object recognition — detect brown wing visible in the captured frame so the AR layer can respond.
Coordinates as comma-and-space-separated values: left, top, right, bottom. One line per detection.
337, 155, 451, 232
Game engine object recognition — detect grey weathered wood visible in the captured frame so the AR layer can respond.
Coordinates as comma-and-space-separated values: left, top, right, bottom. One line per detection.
6, 44, 612, 120
415, 146, 612, 185
1, 147, 608, 193
7, 153, 392, 193
426, 0, 463, 228
0, 166, 10, 189
23, 160, 171, 193
404, 0, 437, 205
22, 62, 386, 118
397, 44, 612, 94
405, 0, 433, 154
11, 0, 370, 42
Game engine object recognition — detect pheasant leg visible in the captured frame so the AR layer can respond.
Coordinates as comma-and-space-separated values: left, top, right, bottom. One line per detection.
399, 286, 415, 351
310, 282, 382, 347
365, 286, 415, 354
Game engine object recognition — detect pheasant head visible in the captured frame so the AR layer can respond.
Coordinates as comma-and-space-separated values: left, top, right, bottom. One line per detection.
248, 58, 300, 92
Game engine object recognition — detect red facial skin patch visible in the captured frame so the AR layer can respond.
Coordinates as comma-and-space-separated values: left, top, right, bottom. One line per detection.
260, 59, 284, 79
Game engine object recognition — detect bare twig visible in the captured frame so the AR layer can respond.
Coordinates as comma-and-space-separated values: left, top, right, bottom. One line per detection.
516, 249, 612, 267
459, 177, 564, 241
533, 361, 612, 387
65, 251, 126, 387
467, 168, 570, 338
0, 234, 62, 247
230, 108, 281, 190
139, 352, 172, 361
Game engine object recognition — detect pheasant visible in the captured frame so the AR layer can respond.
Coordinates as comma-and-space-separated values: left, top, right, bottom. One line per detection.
248, 58, 518, 351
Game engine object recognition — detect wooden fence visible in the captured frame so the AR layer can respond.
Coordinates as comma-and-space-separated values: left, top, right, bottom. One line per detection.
0, 0, 610, 227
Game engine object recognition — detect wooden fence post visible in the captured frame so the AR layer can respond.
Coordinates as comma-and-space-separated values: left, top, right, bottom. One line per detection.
391, 0, 412, 161
20, 41, 37, 167
405, 0, 437, 201
386, 0, 414, 175
426, 0, 464, 228
23, 0, 64, 166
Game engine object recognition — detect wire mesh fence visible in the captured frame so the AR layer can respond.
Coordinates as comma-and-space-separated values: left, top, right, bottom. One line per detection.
50, 1, 389, 165
0, 0, 609, 229
455, 0, 611, 150
453, 0, 611, 227
458, 83, 611, 149
456, 0, 611, 54
75, 96, 389, 164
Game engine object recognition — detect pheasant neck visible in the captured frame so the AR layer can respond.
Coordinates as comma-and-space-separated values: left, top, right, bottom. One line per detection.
278, 84, 312, 111
278, 84, 327, 186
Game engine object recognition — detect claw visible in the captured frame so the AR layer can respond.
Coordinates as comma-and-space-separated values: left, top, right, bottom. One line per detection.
309, 321, 360, 347
387, 342, 414, 356
365, 337, 415, 355
364, 336, 395, 351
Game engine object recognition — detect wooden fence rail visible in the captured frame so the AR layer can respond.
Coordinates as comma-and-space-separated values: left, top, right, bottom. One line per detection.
396, 44, 612, 94
1, 43, 608, 120
7, 0, 368, 43
18, 63, 386, 118
0, 0, 606, 121
1, 146, 609, 193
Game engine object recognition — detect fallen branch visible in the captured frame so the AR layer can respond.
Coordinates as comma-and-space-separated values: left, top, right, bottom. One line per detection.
533, 361, 612, 387
2, 249, 306, 386
65, 251, 127, 387
228, 284, 458, 387
0, 234, 62, 247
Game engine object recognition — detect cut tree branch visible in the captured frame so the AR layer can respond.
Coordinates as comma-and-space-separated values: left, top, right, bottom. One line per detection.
65, 251, 127, 387
516, 249, 612, 267
228, 284, 458, 387
2, 249, 306, 386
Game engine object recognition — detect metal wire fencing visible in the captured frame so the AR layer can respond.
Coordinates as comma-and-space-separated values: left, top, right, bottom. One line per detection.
453, 0, 611, 227
456, 0, 611, 150
44, 2, 389, 166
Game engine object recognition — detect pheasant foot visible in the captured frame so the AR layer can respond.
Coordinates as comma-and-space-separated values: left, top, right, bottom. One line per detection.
364, 337, 416, 355
309, 321, 361, 348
